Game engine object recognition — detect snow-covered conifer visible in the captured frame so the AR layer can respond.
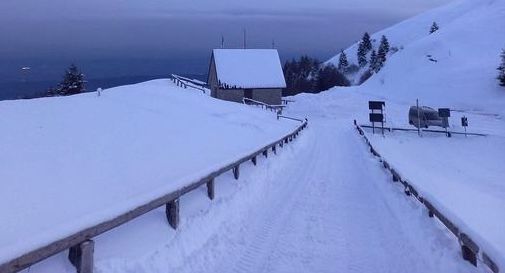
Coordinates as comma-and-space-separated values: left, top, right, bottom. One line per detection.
337, 50, 349, 72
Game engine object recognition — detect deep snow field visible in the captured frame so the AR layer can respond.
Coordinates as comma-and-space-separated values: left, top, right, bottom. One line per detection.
0, 79, 300, 270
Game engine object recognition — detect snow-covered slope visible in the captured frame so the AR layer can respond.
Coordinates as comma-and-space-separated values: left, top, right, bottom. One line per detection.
327, 0, 505, 115
0, 79, 298, 266
364, 0, 505, 113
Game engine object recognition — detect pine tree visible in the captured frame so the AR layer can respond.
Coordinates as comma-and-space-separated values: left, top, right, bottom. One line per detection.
376, 35, 390, 72
337, 50, 349, 72
498, 48, 505, 87
430, 22, 440, 34
357, 42, 368, 67
369, 49, 378, 73
56, 64, 86, 96
357, 32, 373, 67
362, 32, 372, 52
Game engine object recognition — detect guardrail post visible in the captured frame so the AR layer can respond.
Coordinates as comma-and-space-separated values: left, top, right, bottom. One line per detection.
284, 138, 289, 144
391, 170, 399, 182
280, 141, 284, 148
207, 179, 215, 200
404, 186, 411, 196
68, 240, 94, 273
233, 165, 240, 180
460, 233, 478, 266
428, 210, 434, 218
251, 156, 257, 166
272, 145, 277, 155
166, 199, 180, 229
263, 150, 268, 158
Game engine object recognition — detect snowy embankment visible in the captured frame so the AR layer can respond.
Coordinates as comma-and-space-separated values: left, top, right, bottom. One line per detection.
322, 0, 505, 269
0, 79, 299, 268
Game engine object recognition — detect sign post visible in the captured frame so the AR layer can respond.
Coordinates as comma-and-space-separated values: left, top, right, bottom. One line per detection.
438, 108, 451, 137
368, 101, 385, 135
416, 99, 421, 137
461, 116, 468, 137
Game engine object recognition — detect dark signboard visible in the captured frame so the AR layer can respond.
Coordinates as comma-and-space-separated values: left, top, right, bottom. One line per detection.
369, 113, 384, 123
438, 108, 451, 118
369, 101, 385, 110
461, 116, 468, 127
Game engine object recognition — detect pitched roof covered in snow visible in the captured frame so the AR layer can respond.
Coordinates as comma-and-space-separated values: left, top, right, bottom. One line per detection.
212, 49, 286, 89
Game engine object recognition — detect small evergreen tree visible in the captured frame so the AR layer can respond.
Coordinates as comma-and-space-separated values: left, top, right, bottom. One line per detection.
57, 64, 86, 96
357, 32, 373, 67
498, 49, 505, 87
430, 22, 440, 34
357, 42, 368, 67
369, 49, 378, 73
362, 32, 372, 52
376, 35, 390, 72
337, 50, 349, 72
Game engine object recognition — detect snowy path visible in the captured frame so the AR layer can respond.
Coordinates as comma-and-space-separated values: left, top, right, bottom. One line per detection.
209, 119, 480, 273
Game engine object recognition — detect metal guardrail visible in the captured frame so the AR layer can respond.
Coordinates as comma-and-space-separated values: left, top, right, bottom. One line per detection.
353, 120, 500, 273
170, 74, 208, 94
277, 115, 305, 123
0, 120, 308, 273
358, 124, 487, 137
282, 99, 295, 105
242, 98, 286, 112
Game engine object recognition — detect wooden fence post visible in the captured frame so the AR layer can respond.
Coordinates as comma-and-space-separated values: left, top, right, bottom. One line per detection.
233, 165, 240, 180
251, 156, 257, 166
206, 179, 215, 200
166, 199, 180, 229
68, 240, 94, 273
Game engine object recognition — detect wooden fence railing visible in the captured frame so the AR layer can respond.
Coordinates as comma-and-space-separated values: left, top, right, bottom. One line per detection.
0, 120, 308, 273
353, 120, 500, 273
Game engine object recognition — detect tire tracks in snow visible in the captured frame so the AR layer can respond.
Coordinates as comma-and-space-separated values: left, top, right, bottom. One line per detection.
227, 128, 321, 273
227, 119, 482, 273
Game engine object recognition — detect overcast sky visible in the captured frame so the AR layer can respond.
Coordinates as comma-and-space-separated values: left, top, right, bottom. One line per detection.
0, 0, 452, 81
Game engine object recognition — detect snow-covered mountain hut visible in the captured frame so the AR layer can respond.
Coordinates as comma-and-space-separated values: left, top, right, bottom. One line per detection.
207, 49, 286, 105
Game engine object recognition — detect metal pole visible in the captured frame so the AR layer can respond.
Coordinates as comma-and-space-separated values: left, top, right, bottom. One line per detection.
416, 99, 421, 137
243, 29, 247, 49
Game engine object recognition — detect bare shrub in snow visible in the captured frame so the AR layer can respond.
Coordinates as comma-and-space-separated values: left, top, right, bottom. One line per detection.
359, 69, 373, 85
430, 22, 440, 34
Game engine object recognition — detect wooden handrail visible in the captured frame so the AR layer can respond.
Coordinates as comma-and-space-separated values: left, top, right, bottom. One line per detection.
0, 120, 308, 273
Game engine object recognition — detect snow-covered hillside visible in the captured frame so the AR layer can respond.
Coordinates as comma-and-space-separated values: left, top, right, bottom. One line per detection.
0, 79, 299, 268
328, 0, 505, 114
